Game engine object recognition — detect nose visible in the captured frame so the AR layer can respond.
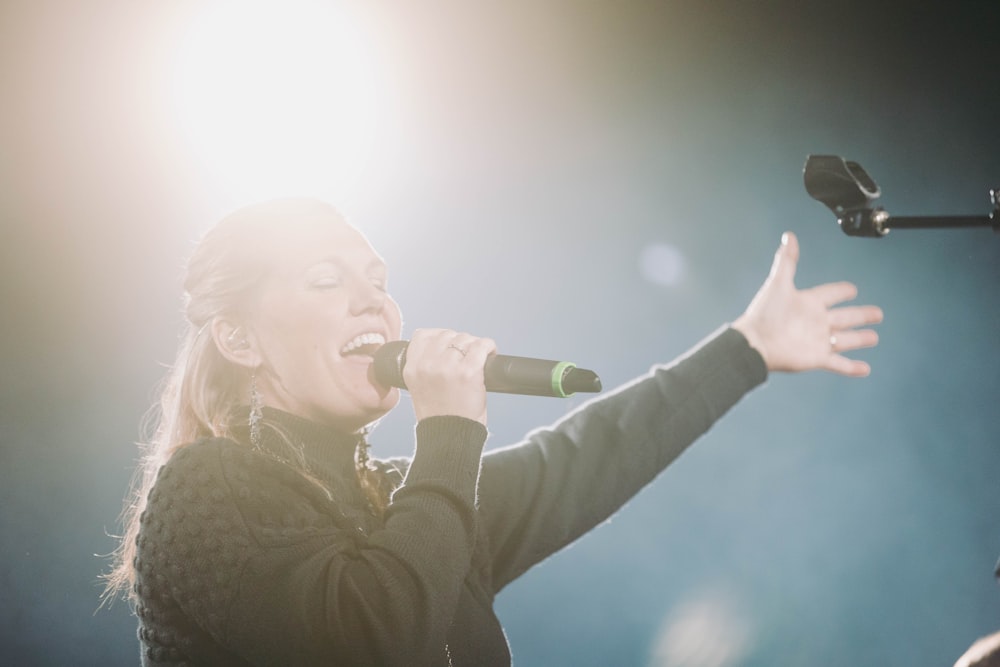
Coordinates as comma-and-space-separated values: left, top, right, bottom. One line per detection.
349, 279, 386, 315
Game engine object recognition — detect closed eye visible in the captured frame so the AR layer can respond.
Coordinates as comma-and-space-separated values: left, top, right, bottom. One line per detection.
311, 277, 342, 289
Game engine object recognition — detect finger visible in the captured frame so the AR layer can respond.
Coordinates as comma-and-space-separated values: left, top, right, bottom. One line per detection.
828, 305, 884, 330
830, 329, 879, 353
826, 354, 872, 378
410, 328, 466, 366
447, 331, 490, 353
769, 231, 800, 283
446, 331, 475, 356
463, 336, 497, 367
407, 328, 446, 354
443, 333, 498, 374
410, 327, 451, 344
806, 281, 858, 308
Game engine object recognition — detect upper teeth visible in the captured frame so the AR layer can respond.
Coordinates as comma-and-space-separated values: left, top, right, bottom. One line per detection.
341, 332, 386, 354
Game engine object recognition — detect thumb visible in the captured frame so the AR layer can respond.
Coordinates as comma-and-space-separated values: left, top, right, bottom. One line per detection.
768, 231, 799, 284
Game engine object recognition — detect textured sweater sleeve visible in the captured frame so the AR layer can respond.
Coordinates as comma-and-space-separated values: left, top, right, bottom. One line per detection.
477, 326, 767, 590
137, 416, 487, 666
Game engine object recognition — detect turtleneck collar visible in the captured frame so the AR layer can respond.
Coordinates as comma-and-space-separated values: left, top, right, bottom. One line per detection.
243, 406, 368, 487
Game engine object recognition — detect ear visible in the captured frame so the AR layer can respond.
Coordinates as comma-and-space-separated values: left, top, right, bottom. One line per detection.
211, 317, 261, 369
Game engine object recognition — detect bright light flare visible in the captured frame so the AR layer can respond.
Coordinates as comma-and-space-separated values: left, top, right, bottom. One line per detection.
171, 1, 395, 203
649, 587, 753, 667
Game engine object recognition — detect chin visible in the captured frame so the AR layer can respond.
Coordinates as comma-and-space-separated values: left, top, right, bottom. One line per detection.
372, 389, 401, 420
349, 389, 400, 432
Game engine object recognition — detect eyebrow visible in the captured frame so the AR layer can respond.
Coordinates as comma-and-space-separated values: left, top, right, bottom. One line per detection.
307, 256, 387, 273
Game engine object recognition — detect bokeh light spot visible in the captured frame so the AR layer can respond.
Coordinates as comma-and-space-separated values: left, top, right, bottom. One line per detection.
639, 242, 687, 287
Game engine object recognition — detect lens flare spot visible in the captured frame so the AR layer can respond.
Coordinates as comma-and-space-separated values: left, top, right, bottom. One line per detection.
649, 587, 754, 667
639, 243, 687, 287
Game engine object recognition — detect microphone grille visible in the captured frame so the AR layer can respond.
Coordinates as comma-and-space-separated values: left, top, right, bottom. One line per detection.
373, 340, 409, 389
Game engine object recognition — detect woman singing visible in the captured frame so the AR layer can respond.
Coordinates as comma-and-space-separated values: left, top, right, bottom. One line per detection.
104, 197, 882, 665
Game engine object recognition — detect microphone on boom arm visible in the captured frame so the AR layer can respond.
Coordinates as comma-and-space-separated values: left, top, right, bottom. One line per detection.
803, 154, 999, 237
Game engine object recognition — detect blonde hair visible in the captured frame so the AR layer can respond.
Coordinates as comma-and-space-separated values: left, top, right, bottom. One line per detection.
103, 198, 388, 604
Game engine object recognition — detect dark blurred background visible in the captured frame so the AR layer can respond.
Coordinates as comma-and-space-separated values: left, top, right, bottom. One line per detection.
1, 1, 998, 664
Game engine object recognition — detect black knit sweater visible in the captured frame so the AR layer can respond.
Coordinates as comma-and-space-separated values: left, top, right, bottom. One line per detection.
133, 327, 767, 666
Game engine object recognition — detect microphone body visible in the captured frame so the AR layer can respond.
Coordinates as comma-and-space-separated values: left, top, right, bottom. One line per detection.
373, 341, 602, 398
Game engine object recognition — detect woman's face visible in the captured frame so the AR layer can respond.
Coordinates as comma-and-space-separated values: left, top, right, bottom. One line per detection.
249, 215, 403, 431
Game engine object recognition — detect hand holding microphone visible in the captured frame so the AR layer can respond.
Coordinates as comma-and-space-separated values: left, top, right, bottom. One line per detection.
391, 330, 497, 425
374, 329, 603, 424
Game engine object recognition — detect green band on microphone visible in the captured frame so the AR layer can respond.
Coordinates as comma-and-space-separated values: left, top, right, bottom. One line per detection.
550, 361, 577, 397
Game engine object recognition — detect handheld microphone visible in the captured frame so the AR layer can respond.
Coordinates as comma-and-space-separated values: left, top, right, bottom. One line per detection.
373, 341, 602, 398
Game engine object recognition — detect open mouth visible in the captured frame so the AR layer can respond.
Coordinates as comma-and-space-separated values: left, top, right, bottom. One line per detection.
340, 332, 386, 359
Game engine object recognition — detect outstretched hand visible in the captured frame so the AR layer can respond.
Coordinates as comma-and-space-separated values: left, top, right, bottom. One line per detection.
732, 232, 883, 377
954, 629, 1000, 667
